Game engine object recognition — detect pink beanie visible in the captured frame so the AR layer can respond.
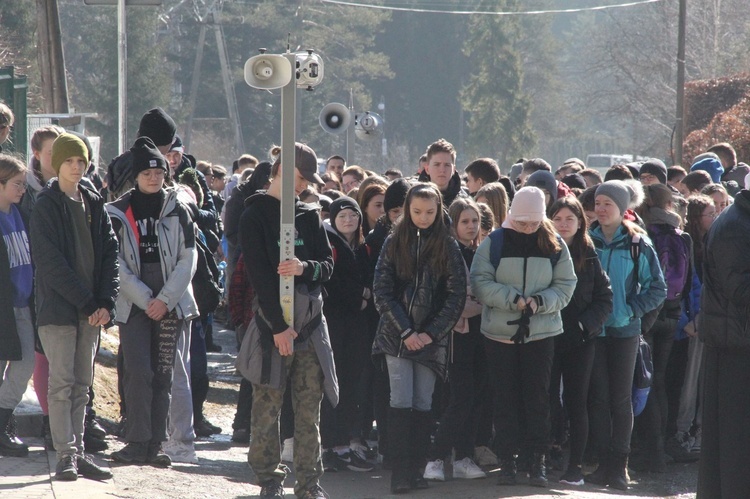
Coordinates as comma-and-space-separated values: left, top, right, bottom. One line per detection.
507, 186, 546, 223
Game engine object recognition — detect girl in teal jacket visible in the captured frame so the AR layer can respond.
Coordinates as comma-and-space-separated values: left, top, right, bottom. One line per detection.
586, 180, 666, 491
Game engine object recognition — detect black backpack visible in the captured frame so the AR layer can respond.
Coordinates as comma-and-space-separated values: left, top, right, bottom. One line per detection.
192, 235, 222, 315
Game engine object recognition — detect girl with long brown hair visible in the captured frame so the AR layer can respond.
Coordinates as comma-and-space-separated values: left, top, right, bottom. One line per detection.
549, 196, 612, 485
372, 183, 466, 494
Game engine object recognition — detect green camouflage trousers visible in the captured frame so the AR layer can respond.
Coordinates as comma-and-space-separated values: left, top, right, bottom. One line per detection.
248, 347, 325, 496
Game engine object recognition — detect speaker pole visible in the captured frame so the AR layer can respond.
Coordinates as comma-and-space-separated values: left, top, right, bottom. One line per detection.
279, 50, 296, 343
346, 88, 355, 165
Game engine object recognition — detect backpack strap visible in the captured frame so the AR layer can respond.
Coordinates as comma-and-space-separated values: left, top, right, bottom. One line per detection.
550, 234, 564, 267
488, 228, 505, 270
630, 233, 641, 294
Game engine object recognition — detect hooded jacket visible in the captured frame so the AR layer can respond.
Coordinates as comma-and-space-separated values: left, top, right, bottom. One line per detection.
236, 192, 337, 403
470, 227, 577, 343
699, 190, 750, 348
371, 227, 466, 380
239, 193, 334, 335
589, 224, 667, 337
30, 180, 119, 327
106, 188, 199, 322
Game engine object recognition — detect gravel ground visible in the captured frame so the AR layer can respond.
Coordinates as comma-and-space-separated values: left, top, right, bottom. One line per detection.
87, 323, 699, 499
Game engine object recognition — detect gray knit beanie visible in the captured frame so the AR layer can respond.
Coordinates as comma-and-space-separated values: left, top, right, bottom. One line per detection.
595, 180, 630, 215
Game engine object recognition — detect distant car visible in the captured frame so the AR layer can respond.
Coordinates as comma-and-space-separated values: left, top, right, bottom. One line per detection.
586, 154, 634, 172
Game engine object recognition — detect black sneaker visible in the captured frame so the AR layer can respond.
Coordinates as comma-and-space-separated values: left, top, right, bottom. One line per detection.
559, 466, 584, 486
85, 415, 107, 440
115, 417, 127, 438
110, 442, 148, 464
55, 455, 78, 481
207, 342, 223, 353
231, 428, 250, 444
339, 450, 374, 472
259, 479, 285, 498
322, 449, 340, 472
299, 484, 329, 499
84, 433, 109, 453
146, 442, 172, 468
76, 454, 113, 480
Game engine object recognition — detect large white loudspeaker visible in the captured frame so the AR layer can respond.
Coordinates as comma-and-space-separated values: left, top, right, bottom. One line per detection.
244, 53, 292, 90
319, 103, 351, 135
355, 111, 383, 141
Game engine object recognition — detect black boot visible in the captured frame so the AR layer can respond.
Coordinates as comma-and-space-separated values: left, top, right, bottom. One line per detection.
0, 408, 28, 457
388, 407, 412, 494
409, 410, 431, 490
496, 456, 517, 485
607, 452, 630, 491
529, 452, 548, 487
42, 415, 55, 451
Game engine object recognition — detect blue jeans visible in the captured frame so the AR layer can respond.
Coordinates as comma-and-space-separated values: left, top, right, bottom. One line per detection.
385, 355, 436, 411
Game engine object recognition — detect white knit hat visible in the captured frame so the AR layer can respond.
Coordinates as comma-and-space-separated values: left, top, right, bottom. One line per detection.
508, 186, 546, 222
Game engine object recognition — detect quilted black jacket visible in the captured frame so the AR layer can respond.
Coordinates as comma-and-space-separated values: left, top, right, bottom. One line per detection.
371, 229, 466, 380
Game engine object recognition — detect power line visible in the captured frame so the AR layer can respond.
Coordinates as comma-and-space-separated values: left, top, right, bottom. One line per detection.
319, 0, 663, 15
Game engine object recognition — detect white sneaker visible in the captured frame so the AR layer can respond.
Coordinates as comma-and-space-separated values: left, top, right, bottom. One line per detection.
423, 459, 445, 481
163, 440, 198, 464
474, 445, 498, 466
281, 437, 294, 463
452, 457, 486, 479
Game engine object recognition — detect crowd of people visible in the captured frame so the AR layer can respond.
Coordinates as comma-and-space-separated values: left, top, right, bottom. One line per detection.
0, 99, 748, 498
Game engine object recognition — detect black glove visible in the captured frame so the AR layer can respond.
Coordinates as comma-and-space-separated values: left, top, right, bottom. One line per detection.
508, 308, 533, 344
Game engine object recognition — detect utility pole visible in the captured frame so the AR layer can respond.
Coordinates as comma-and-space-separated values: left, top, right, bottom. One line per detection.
675, 0, 687, 165
36, 0, 69, 113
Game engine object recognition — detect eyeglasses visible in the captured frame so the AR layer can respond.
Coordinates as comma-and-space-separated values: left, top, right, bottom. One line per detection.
514, 220, 541, 230
702, 211, 717, 219
336, 212, 360, 221
6, 180, 27, 190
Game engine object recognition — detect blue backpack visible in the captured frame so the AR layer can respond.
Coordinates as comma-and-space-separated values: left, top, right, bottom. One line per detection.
632, 334, 654, 416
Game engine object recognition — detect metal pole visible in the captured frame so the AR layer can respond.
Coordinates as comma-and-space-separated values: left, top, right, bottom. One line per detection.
279, 52, 297, 335
184, 23, 207, 151
118, 0, 127, 153
346, 89, 355, 165
675, 0, 687, 165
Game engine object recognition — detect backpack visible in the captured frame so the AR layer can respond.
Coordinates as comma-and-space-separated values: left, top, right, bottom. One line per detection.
192, 234, 223, 316
488, 228, 563, 270
647, 225, 691, 301
632, 334, 653, 417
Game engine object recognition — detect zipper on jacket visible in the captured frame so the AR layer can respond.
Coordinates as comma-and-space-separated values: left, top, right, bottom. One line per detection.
402, 228, 422, 356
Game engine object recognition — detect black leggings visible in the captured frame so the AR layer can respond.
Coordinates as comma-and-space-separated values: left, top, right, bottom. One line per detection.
551, 339, 595, 467
588, 335, 640, 457
485, 336, 555, 457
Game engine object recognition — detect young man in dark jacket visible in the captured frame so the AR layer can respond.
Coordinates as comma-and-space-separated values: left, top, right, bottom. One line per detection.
30, 133, 119, 482
697, 187, 750, 498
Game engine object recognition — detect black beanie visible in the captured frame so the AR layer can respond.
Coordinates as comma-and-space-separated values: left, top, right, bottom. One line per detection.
561, 172, 587, 190
131, 137, 169, 179
640, 159, 667, 184
383, 178, 410, 212
329, 196, 362, 229
526, 170, 558, 203
137, 107, 176, 147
